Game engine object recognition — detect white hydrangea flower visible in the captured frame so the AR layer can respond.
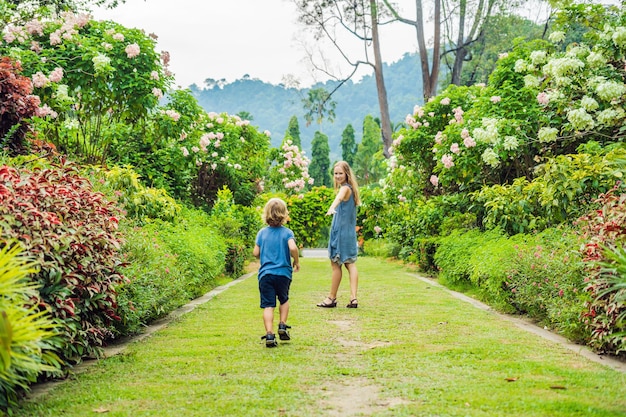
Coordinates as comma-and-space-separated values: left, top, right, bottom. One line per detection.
595, 80, 626, 101
544, 57, 585, 78
566, 45, 590, 59
530, 50, 548, 65
503, 136, 519, 151
587, 51, 606, 67
538, 127, 559, 143
514, 59, 528, 73
92, 53, 111, 74
524, 74, 541, 88
612, 26, 626, 48
597, 108, 625, 126
481, 148, 500, 167
567, 108, 595, 131
580, 96, 599, 112
549, 31, 566, 43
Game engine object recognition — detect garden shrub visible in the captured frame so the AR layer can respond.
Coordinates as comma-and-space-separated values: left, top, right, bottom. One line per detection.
576, 183, 626, 355
0, 57, 40, 155
114, 205, 226, 335
283, 187, 335, 248
0, 243, 61, 413
0, 164, 126, 364
504, 228, 589, 341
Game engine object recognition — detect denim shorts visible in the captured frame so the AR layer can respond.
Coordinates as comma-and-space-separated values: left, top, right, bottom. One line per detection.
259, 274, 291, 308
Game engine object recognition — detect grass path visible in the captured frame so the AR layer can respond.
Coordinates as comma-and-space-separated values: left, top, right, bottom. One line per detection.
17, 256, 626, 416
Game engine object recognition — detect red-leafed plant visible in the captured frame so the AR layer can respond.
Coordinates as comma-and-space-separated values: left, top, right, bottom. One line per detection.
0, 162, 127, 363
0, 57, 41, 155
576, 182, 626, 356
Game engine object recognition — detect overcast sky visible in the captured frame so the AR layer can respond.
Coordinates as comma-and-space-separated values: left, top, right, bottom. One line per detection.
91, 0, 422, 89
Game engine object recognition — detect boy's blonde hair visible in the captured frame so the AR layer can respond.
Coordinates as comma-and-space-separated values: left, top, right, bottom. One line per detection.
333, 161, 361, 206
262, 198, 290, 227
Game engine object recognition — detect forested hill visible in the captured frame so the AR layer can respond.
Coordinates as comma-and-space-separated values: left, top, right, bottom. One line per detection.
188, 52, 425, 160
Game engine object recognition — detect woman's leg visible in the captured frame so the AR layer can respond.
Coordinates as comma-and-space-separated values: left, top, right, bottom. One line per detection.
345, 262, 358, 301
329, 261, 343, 299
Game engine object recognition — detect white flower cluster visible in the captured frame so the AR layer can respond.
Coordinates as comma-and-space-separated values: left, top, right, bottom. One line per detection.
595, 80, 626, 101
567, 108, 595, 131
538, 127, 559, 143
472, 118, 499, 145
92, 53, 111, 74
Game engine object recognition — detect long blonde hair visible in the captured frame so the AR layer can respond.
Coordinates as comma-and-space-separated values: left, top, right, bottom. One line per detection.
333, 161, 360, 206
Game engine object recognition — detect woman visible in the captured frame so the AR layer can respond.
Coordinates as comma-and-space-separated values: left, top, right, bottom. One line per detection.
317, 161, 361, 309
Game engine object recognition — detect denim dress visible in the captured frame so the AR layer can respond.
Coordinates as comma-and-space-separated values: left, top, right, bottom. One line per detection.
328, 184, 358, 265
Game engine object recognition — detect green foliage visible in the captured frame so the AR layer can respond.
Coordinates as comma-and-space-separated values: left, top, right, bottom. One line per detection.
0, 243, 61, 413
281, 187, 335, 248
309, 131, 331, 187
209, 187, 261, 278
473, 145, 626, 234
504, 228, 589, 342
0, 164, 126, 364
115, 207, 227, 335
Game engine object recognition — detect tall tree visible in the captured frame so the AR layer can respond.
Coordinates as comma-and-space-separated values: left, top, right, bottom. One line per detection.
382, 0, 441, 99
309, 131, 332, 187
354, 115, 384, 185
340, 124, 357, 166
302, 87, 336, 129
293, 0, 394, 158
285, 115, 302, 148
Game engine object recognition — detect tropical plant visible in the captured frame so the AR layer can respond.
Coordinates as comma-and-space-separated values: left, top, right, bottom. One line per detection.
0, 243, 61, 413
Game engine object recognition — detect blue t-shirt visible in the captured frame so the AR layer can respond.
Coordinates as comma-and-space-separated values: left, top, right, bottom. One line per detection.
255, 225, 295, 281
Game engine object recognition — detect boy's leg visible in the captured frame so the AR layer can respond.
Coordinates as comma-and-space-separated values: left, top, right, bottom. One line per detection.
278, 300, 289, 324
263, 307, 275, 333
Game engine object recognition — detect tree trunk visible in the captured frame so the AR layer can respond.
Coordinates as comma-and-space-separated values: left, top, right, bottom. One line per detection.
370, 0, 393, 158
450, 0, 467, 85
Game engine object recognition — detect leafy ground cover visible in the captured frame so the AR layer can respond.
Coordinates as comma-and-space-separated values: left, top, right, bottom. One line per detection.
15, 257, 626, 417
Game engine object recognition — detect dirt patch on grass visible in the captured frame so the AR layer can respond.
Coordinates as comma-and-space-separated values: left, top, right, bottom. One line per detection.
319, 377, 408, 416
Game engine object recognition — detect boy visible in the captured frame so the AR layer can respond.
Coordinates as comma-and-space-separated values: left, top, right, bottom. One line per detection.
253, 198, 300, 347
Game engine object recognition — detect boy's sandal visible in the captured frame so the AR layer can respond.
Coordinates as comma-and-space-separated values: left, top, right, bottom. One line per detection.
316, 297, 337, 308
346, 299, 358, 308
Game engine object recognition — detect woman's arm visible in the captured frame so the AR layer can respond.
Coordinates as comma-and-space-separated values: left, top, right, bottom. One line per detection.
326, 185, 351, 215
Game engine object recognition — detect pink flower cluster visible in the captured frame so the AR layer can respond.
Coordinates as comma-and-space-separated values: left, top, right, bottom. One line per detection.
537, 92, 549, 105
441, 154, 454, 169
461, 128, 476, 147
32, 67, 64, 88
125, 43, 140, 58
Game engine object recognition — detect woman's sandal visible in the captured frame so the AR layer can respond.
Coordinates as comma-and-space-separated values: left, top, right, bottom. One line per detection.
346, 299, 358, 308
316, 297, 337, 308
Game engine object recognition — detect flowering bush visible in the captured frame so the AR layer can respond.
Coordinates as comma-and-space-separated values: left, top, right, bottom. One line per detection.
0, 11, 173, 163
267, 138, 313, 194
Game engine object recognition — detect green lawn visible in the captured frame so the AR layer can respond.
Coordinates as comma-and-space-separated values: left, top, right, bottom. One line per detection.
17, 256, 626, 416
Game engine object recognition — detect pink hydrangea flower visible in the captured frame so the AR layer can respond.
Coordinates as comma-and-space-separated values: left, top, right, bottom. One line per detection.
440, 97, 451, 105
537, 92, 549, 105
32, 72, 49, 88
490, 96, 501, 103
450, 143, 460, 154
49, 67, 64, 83
430, 175, 439, 186
442, 154, 454, 169
125, 43, 140, 58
